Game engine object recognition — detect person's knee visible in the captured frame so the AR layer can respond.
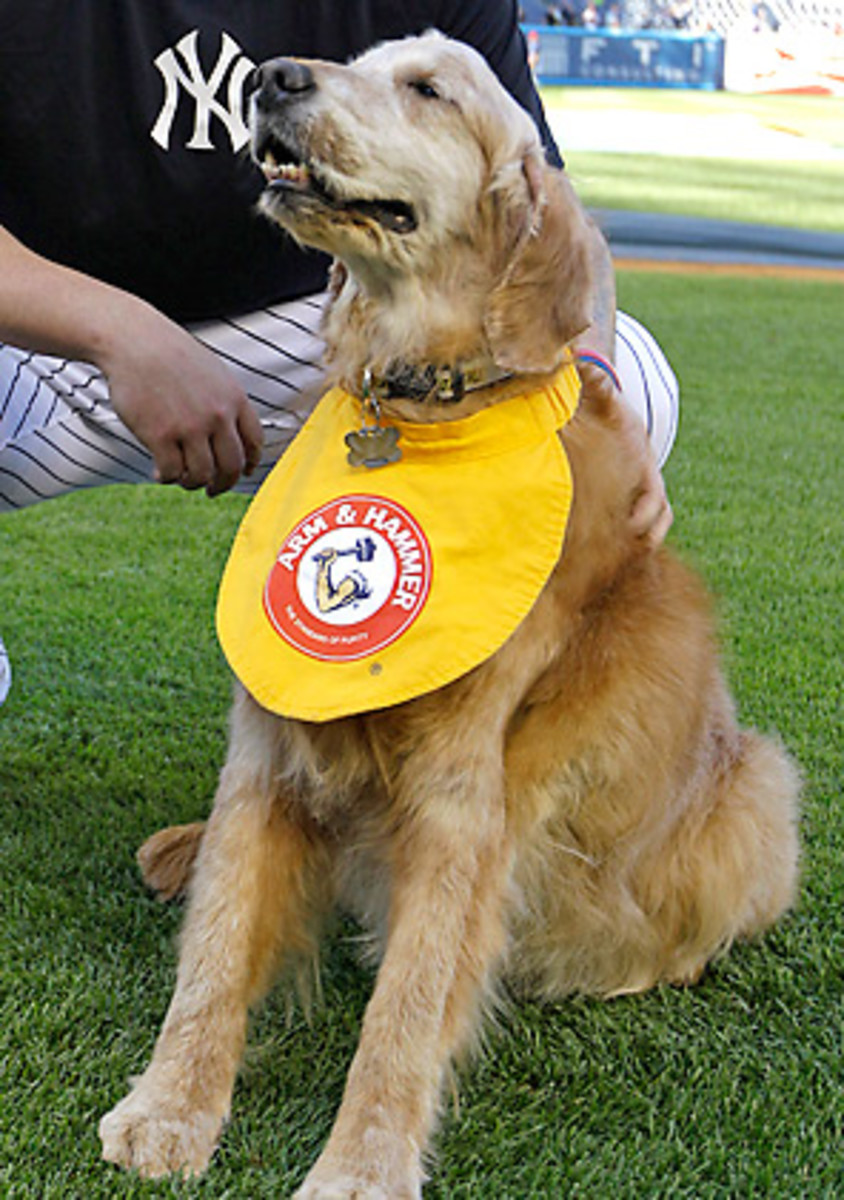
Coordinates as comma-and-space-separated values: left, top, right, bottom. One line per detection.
614, 313, 679, 468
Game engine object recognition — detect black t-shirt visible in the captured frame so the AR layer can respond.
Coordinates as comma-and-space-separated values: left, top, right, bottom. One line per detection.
0, 1, 561, 322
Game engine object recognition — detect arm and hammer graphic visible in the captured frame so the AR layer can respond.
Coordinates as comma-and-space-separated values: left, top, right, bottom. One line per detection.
313, 539, 376, 612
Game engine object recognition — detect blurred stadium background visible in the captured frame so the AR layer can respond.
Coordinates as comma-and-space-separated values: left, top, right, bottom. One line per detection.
519, 0, 844, 93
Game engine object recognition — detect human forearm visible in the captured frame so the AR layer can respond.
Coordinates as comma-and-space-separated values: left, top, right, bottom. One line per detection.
0, 225, 263, 495
0, 225, 156, 366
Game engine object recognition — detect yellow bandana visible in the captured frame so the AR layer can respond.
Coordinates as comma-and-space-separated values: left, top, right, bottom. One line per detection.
217, 364, 580, 722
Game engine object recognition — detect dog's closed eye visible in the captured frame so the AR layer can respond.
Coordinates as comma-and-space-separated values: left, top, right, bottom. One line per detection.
408, 78, 440, 100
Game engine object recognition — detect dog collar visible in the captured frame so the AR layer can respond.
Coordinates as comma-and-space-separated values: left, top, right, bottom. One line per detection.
217, 362, 581, 722
367, 357, 513, 405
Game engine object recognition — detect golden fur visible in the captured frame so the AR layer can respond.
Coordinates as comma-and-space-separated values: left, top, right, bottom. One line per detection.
100, 34, 799, 1196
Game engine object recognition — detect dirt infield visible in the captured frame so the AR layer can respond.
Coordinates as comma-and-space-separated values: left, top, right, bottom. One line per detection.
614, 257, 844, 282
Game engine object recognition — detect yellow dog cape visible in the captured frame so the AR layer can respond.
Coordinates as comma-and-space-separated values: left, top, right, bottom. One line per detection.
217, 364, 580, 721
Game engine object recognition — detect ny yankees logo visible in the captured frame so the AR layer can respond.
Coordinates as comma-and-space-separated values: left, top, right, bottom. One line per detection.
150, 30, 255, 152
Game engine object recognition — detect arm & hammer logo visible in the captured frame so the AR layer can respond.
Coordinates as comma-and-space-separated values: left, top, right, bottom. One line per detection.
264, 496, 433, 662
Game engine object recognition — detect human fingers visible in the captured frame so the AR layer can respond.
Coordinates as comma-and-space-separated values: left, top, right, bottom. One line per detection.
204, 395, 267, 495
630, 473, 673, 547
178, 435, 217, 492
150, 437, 187, 487
204, 425, 247, 497
647, 499, 674, 548
239, 402, 265, 477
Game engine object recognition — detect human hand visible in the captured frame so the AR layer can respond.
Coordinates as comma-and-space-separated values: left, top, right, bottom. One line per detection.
0, 230, 263, 495
100, 307, 264, 496
576, 355, 673, 551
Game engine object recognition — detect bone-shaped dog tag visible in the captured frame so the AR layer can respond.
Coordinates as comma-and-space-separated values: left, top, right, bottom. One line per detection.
346, 371, 402, 469
345, 425, 402, 469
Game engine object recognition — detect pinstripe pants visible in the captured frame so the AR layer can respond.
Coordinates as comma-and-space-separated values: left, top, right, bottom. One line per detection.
0, 296, 678, 513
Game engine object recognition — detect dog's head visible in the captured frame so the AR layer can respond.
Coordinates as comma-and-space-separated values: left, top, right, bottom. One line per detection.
251, 32, 593, 375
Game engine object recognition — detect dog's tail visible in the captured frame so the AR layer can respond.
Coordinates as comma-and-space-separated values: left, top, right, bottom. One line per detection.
137, 821, 205, 901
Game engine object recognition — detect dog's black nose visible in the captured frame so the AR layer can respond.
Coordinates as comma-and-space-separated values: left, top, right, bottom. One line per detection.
252, 57, 315, 106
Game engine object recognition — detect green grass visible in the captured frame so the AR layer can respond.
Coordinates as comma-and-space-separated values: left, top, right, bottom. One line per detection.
541, 88, 844, 231
565, 151, 844, 233
1, 271, 842, 1196
566, 152, 844, 233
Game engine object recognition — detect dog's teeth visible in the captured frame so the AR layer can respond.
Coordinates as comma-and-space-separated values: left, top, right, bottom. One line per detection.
262, 158, 310, 187
283, 163, 309, 183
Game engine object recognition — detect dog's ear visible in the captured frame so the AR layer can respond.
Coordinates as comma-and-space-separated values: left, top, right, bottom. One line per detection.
484, 155, 594, 374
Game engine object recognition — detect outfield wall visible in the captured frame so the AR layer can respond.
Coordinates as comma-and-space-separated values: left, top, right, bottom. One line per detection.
523, 27, 726, 90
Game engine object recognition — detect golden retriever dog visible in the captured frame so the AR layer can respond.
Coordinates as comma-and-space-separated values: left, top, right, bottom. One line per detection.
99, 33, 799, 1196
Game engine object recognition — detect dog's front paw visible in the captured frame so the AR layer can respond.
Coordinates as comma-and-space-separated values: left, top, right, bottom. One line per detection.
294, 1109, 424, 1198
294, 1174, 418, 1200
294, 1141, 422, 1200
99, 1086, 223, 1179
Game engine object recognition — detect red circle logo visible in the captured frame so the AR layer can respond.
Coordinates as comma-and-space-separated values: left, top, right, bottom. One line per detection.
264, 495, 433, 661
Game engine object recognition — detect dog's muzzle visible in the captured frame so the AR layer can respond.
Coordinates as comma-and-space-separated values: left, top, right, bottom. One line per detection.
250, 57, 418, 236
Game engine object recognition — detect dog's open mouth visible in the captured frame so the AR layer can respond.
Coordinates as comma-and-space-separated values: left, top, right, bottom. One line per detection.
256, 134, 418, 235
